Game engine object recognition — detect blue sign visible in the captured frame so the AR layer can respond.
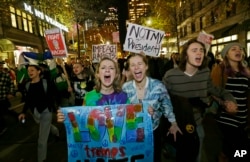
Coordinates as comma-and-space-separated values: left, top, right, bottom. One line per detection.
61, 104, 154, 162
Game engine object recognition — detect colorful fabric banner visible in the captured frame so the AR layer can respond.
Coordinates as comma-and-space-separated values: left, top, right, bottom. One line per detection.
61, 104, 154, 162
16, 51, 56, 83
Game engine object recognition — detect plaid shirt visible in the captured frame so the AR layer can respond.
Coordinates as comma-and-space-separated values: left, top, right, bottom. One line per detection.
0, 71, 15, 100
122, 77, 176, 130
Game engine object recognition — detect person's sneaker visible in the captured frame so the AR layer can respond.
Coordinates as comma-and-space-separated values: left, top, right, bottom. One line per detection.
0, 127, 7, 136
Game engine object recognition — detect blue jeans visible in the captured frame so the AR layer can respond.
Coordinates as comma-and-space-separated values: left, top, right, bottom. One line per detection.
33, 108, 59, 162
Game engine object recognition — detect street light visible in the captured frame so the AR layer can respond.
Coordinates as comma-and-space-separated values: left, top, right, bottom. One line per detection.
146, 19, 152, 26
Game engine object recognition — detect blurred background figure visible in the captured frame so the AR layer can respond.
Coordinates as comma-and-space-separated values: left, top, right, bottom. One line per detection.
211, 42, 250, 162
0, 59, 16, 136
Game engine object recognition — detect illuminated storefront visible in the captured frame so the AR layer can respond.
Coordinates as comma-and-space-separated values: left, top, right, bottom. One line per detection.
0, 2, 68, 67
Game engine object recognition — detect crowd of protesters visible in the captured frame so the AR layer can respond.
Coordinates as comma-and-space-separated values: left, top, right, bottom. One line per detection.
1, 37, 250, 162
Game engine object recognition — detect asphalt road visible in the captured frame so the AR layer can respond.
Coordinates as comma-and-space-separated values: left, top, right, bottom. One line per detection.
0, 112, 68, 162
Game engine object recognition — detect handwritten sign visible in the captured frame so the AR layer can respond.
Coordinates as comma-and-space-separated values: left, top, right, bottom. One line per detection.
123, 23, 165, 57
92, 44, 117, 63
197, 30, 214, 55
45, 28, 68, 57
61, 104, 153, 162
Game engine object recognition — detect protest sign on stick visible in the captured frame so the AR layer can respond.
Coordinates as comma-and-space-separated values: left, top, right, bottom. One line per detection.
45, 28, 68, 57
197, 30, 214, 55
123, 23, 165, 57
61, 103, 154, 162
92, 44, 117, 63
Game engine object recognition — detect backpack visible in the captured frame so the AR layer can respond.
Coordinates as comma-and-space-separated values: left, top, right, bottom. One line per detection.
25, 79, 47, 93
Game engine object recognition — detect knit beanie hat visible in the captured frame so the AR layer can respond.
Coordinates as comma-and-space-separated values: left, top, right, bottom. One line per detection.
220, 42, 242, 58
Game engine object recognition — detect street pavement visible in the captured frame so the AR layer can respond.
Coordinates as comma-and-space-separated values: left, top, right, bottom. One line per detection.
0, 111, 68, 162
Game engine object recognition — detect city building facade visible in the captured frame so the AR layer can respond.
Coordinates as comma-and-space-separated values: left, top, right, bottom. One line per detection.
0, 1, 69, 67
176, 0, 250, 57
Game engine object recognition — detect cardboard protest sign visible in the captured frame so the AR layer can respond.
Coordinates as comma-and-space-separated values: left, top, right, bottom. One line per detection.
123, 23, 165, 57
92, 44, 117, 63
61, 104, 153, 162
112, 31, 120, 43
45, 28, 68, 57
197, 30, 214, 55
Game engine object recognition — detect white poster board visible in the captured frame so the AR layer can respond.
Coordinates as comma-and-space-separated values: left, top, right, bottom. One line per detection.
123, 23, 165, 57
92, 44, 117, 63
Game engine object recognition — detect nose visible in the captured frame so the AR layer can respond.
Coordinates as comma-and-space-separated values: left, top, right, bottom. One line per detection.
135, 64, 140, 69
105, 68, 110, 72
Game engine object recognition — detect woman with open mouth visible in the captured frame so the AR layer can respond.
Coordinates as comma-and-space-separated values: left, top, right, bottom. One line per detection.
122, 52, 181, 162
211, 42, 250, 162
57, 57, 129, 121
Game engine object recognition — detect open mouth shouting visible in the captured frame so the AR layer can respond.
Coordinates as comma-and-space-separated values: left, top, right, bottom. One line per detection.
193, 56, 203, 66
134, 71, 143, 80
234, 53, 242, 60
104, 74, 112, 84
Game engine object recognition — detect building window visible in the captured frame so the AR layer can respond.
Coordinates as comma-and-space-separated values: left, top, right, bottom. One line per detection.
191, 22, 195, 33
211, 11, 215, 25
179, 28, 183, 38
27, 15, 33, 33
10, 6, 17, 28
183, 9, 186, 20
202, 16, 206, 28
199, 17, 203, 30
227, 1, 236, 18
184, 25, 187, 36
38, 21, 51, 37
190, 3, 194, 16
22, 12, 28, 32
16, 9, 23, 30
179, 14, 182, 22
199, 1, 202, 10
9, 6, 34, 33
38, 20, 44, 36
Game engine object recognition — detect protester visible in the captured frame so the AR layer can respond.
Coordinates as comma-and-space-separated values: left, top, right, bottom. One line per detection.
211, 42, 250, 162
165, 52, 180, 71
122, 53, 182, 162
162, 38, 237, 162
57, 56, 129, 119
71, 61, 95, 106
121, 56, 133, 84
0, 60, 16, 135
54, 65, 73, 107
18, 64, 59, 162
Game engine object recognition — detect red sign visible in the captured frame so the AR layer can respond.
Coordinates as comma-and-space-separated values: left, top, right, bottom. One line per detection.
112, 31, 120, 43
45, 28, 68, 57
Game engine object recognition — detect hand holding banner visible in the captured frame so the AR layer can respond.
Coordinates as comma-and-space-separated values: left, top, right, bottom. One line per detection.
61, 104, 154, 162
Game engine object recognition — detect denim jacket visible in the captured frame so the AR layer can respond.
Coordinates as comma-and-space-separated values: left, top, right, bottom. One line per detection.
122, 77, 176, 130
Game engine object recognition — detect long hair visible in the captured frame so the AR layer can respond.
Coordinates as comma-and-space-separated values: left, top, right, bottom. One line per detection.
178, 38, 208, 71
94, 57, 122, 92
222, 48, 250, 77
